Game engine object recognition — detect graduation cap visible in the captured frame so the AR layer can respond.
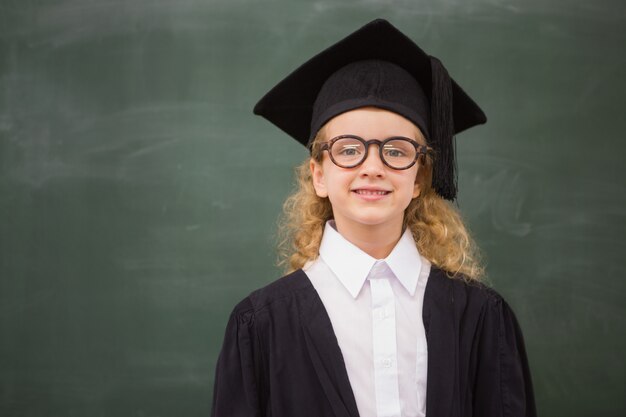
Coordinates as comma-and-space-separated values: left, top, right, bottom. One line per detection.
253, 18, 487, 201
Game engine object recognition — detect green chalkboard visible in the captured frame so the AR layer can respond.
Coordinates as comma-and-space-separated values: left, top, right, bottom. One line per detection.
1, 1, 624, 416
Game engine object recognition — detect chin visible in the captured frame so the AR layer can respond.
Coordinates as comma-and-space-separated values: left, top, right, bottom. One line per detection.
348, 214, 402, 228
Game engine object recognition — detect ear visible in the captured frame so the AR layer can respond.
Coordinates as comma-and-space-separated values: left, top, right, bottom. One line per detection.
310, 158, 328, 198
412, 181, 421, 199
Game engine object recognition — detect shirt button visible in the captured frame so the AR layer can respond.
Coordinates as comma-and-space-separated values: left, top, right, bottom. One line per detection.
382, 358, 392, 368
374, 307, 390, 319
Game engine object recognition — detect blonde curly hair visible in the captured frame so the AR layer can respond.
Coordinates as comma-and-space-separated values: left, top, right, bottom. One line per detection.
275, 123, 485, 282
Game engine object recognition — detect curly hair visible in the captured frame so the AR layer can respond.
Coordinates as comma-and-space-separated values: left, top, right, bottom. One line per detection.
275, 123, 485, 282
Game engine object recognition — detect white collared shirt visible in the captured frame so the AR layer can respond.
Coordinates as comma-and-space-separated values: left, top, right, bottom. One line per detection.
303, 220, 430, 417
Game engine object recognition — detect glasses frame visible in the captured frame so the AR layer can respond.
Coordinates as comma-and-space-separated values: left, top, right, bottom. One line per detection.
319, 134, 433, 170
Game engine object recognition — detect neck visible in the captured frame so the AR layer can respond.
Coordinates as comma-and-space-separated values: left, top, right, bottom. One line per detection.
333, 218, 403, 259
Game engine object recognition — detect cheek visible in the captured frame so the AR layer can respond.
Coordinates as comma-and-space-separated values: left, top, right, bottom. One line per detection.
325, 174, 350, 196
323, 165, 352, 187
396, 171, 419, 190
398, 172, 420, 201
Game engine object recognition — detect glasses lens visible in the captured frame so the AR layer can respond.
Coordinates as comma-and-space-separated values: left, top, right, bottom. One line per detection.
382, 139, 417, 169
330, 137, 366, 166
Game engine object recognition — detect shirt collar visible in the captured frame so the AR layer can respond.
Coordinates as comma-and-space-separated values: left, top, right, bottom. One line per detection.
318, 220, 424, 298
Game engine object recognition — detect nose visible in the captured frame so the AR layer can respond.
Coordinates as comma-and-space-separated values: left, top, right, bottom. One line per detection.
359, 144, 385, 177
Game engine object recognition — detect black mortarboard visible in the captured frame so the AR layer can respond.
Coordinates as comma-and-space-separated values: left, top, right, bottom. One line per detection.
253, 18, 487, 200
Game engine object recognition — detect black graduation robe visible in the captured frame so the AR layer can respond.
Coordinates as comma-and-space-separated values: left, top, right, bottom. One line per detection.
210, 267, 537, 417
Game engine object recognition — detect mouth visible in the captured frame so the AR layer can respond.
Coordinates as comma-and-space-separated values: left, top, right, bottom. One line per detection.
352, 189, 392, 195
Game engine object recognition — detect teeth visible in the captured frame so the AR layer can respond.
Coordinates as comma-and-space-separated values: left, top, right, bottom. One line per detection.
355, 190, 388, 195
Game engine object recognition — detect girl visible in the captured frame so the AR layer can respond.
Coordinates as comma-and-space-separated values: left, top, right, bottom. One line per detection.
211, 19, 536, 417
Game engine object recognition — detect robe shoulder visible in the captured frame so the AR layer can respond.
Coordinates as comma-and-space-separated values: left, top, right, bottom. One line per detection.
212, 269, 356, 417
474, 285, 537, 417
211, 271, 311, 417
230, 269, 312, 317
425, 268, 537, 417
425, 267, 514, 319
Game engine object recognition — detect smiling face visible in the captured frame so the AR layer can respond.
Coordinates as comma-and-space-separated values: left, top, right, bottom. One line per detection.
310, 106, 427, 239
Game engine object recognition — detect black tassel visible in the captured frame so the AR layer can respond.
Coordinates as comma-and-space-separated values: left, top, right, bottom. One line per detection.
430, 56, 457, 201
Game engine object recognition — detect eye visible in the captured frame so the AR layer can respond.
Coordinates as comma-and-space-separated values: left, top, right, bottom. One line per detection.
383, 147, 406, 158
337, 145, 362, 156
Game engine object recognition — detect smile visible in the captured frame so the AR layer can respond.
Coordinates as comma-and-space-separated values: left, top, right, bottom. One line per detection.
353, 190, 391, 195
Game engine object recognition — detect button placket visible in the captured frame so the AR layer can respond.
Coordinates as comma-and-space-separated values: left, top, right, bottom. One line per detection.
369, 264, 401, 417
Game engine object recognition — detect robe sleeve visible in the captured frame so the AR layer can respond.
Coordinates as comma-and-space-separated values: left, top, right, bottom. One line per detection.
473, 293, 538, 417
211, 299, 264, 417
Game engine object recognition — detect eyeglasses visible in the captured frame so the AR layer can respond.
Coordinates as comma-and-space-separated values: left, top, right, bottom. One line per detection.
319, 135, 432, 170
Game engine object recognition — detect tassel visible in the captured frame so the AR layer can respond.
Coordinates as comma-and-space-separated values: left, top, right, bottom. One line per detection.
430, 56, 457, 201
